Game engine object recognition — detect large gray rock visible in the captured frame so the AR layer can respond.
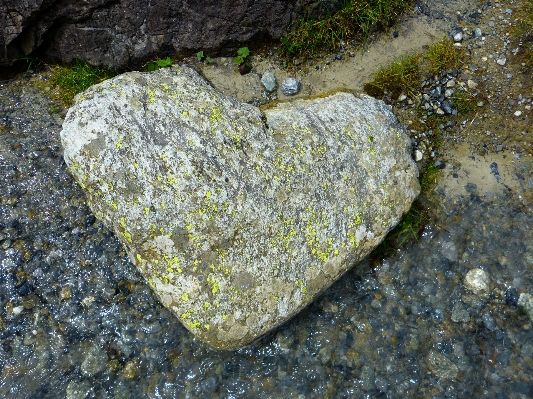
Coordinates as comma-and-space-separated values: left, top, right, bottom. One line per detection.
0, 0, 344, 69
60, 66, 419, 349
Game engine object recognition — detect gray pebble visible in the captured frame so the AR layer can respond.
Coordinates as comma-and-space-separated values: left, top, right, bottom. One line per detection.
482, 314, 497, 331
261, 71, 277, 93
281, 77, 301, 96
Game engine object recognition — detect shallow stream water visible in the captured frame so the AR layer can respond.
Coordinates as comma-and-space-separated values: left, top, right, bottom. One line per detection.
2, 0, 533, 397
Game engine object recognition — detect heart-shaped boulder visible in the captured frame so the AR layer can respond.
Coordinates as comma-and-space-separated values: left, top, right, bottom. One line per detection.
61, 66, 419, 349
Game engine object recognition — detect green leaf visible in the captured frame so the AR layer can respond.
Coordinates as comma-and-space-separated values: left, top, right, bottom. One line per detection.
146, 62, 156, 71
237, 47, 250, 58
206, 57, 213, 63
157, 57, 173, 67
233, 56, 244, 65
197, 51, 204, 61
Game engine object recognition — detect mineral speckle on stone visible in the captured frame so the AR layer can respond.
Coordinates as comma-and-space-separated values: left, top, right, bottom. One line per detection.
60, 66, 420, 349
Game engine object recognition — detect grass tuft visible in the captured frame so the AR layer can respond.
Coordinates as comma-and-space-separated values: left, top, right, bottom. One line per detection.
512, 0, 533, 67
49, 60, 116, 106
451, 90, 477, 115
363, 53, 420, 98
280, 0, 413, 56
423, 39, 463, 75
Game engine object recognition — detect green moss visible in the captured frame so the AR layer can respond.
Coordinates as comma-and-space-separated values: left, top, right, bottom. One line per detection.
49, 60, 116, 106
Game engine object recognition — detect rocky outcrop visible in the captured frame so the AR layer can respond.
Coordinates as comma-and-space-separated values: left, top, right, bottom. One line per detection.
0, 0, 344, 70
60, 66, 420, 349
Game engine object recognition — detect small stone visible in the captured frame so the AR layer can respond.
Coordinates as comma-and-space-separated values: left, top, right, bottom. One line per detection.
281, 77, 301, 96
81, 345, 108, 376
415, 149, 423, 162
398, 94, 407, 102
453, 43, 462, 48
451, 308, 470, 323
505, 8, 513, 14
505, 287, 519, 306
66, 381, 92, 399
482, 314, 497, 331
464, 268, 490, 297
427, 350, 459, 380
507, 73, 513, 79
477, 101, 484, 107
434, 160, 446, 169
497, 57, 507, 66
518, 293, 533, 321
441, 100, 453, 114
260, 71, 277, 93
12, 305, 24, 315
453, 32, 463, 42
446, 79, 456, 88
467, 79, 478, 89
475, 28, 482, 37
444, 89, 453, 97
514, 111, 522, 117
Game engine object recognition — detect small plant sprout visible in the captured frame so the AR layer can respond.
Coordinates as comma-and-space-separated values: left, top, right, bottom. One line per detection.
233, 47, 252, 75
197, 51, 213, 64
145, 57, 173, 72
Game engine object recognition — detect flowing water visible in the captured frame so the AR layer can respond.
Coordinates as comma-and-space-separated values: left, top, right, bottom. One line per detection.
2, 1, 533, 398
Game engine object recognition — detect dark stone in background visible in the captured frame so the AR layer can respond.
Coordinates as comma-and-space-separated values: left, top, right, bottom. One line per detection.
0, 0, 344, 71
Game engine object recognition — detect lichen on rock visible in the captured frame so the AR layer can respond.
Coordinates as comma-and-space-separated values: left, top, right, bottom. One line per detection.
60, 66, 420, 349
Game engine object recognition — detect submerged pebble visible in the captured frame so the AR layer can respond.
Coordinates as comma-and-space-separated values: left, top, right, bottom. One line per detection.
464, 268, 490, 296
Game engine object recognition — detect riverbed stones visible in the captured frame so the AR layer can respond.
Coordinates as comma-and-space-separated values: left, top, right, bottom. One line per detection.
60, 66, 420, 349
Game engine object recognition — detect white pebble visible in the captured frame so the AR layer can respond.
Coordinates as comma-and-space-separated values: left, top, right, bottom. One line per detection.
514, 111, 522, 117
496, 57, 507, 66
464, 268, 490, 296
467, 80, 478, 89
12, 306, 24, 315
